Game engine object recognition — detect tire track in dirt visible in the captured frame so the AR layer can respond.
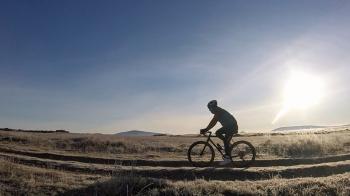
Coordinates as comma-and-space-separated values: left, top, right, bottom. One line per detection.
1, 152, 349, 181
0, 147, 349, 168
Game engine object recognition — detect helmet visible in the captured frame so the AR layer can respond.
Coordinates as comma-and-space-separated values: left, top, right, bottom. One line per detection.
207, 100, 217, 108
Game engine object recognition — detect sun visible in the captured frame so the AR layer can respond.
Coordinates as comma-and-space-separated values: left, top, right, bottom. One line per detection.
283, 71, 324, 109
272, 70, 325, 124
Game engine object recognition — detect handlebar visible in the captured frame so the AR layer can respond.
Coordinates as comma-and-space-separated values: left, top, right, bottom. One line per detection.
201, 131, 217, 137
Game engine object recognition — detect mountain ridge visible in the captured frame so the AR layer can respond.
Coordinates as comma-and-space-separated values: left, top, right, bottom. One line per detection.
272, 124, 350, 132
115, 130, 164, 136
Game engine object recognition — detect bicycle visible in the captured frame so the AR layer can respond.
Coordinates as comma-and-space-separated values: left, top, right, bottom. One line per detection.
187, 131, 256, 167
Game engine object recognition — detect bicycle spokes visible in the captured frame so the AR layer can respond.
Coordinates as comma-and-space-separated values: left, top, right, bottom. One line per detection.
230, 141, 256, 168
187, 141, 215, 167
233, 145, 252, 159
192, 144, 211, 160
199, 145, 207, 156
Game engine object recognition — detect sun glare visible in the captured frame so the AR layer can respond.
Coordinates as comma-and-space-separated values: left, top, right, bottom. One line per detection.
272, 70, 325, 124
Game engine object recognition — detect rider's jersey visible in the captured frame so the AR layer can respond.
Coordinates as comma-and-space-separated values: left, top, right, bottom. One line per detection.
214, 107, 238, 129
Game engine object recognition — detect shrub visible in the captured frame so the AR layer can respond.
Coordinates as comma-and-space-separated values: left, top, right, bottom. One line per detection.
258, 135, 343, 157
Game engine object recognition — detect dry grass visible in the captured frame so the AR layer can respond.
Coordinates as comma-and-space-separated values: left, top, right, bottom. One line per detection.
1, 129, 349, 160
0, 131, 189, 155
1, 156, 349, 195
0, 158, 103, 196
66, 172, 350, 196
1, 129, 350, 195
257, 134, 345, 157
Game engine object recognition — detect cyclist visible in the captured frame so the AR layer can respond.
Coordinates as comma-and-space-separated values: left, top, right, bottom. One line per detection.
200, 100, 238, 165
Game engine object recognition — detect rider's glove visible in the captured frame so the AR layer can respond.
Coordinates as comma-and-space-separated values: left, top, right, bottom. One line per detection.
200, 129, 207, 134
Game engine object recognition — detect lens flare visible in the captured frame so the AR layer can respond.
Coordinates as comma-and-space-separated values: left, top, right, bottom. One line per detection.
272, 70, 325, 124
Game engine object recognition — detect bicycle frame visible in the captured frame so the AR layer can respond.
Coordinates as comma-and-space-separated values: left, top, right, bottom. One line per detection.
201, 132, 226, 157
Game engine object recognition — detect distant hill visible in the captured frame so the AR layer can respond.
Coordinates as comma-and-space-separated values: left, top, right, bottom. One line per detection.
0, 128, 69, 133
115, 130, 164, 136
272, 125, 327, 132
272, 124, 350, 132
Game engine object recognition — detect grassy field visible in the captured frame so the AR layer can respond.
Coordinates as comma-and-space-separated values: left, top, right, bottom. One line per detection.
0, 158, 103, 195
0, 129, 349, 195
0, 157, 349, 195
68, 172, 350, 196
0, 129, 349, 159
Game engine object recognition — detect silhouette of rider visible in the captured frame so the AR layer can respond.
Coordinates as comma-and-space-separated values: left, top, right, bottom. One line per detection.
201, 100, 238, 165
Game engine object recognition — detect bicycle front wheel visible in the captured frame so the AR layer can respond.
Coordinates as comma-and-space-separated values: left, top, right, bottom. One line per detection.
229, 140, 256, 168
187, 141, 215, 167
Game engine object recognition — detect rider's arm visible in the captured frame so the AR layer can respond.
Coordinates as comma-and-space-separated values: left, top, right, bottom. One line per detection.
205, 114, 218, 131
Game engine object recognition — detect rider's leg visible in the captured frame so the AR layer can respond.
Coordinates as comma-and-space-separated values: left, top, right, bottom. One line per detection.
224, 125, 238, 155
215, 127, 226, 142
224, 130, 234, 156
216, 127, 232, 156
216, 126, 238, 155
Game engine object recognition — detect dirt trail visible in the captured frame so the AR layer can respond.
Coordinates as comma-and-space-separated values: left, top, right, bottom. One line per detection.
1, 152, 350, 181
0, 147, 349, 168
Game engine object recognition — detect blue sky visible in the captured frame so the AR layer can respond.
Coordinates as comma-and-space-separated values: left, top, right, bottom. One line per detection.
1, 1, 350, 133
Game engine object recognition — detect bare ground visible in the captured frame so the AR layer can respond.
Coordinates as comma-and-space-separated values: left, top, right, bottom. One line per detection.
0, 151, 350, 181
0, 146, 350, 167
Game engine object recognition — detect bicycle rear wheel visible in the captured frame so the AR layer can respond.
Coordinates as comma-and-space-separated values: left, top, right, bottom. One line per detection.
229, 140, 256, 168
187, 141, 215, 167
